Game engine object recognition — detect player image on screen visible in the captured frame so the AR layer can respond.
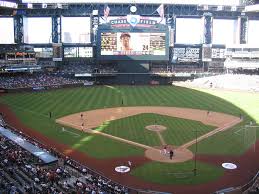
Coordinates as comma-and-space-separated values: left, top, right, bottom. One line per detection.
119, 33, 132, 51
116, 33, 150, 55
101, 32, 166, 56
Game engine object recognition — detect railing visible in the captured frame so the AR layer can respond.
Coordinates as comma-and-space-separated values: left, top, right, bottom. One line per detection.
214, 171, 259, 194
240, 171, 259, 192
0, 116, 170, 194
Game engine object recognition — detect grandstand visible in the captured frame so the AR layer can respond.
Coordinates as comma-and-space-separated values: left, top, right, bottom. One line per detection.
177, 74, 259, 92
0, 0, 259, 193
0, 115, 129, 194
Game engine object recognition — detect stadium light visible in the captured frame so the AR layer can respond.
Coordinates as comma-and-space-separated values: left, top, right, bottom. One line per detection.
92, 9, 98, 16
42, 3, 47, 8
130, 5, 137, 13
217, 5, 223, 11
57, 3, 62, 8
203, 5, 209, 10
27, 3, 33, 9
231, 6, 237, 11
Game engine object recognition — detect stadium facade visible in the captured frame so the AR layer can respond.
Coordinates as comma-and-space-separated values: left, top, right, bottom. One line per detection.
0, 0, 259, 85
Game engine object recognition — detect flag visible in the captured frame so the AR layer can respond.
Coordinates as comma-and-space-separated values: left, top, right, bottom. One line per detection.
156, 4, 164, 23
104, 4, 110, 22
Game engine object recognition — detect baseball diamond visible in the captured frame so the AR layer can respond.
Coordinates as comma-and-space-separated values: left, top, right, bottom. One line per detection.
0, 1, 259, 193
0, 85, 258, 194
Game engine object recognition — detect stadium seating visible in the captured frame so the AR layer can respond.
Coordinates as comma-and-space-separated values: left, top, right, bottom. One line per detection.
178, 74, 259, 92
0, 116, 129, 194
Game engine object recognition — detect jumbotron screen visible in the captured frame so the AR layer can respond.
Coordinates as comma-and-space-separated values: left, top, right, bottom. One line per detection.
99, 32, 168, 60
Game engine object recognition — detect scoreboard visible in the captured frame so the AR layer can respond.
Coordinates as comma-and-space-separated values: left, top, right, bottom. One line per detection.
173, 47, 200, 62
101, 32, 166, 56
101, 33, 117, 54
98, 31, 169, 61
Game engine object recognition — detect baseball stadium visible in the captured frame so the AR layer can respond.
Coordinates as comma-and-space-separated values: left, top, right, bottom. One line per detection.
0, 0, 259, 194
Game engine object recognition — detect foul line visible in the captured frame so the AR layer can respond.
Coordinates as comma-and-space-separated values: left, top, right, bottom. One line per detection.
180, 118, 242, 149
56, 116, 242, 153
234, 128, 243, 136
56, 119, 154, 150
61, 128, 80, 137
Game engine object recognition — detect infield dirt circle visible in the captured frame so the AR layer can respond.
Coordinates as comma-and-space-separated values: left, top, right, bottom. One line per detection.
56, 106, 241, 163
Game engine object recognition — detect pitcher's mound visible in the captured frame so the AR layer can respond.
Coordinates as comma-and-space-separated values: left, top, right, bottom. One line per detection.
146, 125, 167, 132
145, 146, 194, 163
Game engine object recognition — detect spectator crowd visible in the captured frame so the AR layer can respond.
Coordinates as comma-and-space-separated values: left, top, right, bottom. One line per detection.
0, 74, 86, 89
0, 116, 130, 194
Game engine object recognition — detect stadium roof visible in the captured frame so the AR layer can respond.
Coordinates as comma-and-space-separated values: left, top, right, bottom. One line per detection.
21, 0, 241, 6
245, 4, 259, 11
0, 0, 18, 8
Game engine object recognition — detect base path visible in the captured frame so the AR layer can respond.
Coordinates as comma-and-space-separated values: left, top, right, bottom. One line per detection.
145, 125, 167, 145
56, 106, 241, 163
56, 106, 238, 130
1, 102, 258, 194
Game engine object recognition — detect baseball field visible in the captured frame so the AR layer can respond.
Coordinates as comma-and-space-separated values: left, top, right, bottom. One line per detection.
0, 85, 258, 193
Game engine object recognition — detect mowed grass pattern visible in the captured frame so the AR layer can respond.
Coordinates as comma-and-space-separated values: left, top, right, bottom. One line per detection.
0, 85, 258, 185
100, 113, 216, 146
131, 161, 224, 185
188, 88, 259, 155
0, 85, 255, 157
5, 105, 145, 158
1, 86, 244, 118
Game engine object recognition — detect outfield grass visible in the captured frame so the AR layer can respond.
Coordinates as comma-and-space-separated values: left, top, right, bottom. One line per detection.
0, 85, 258, 185
0, 86, 256, 157
188, 88, 259, 155
196, 88, 259, 123
4, 106, 145, 158
70, 134, 145, 159
1, 86, 245, 118
100, 113, 216, 146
